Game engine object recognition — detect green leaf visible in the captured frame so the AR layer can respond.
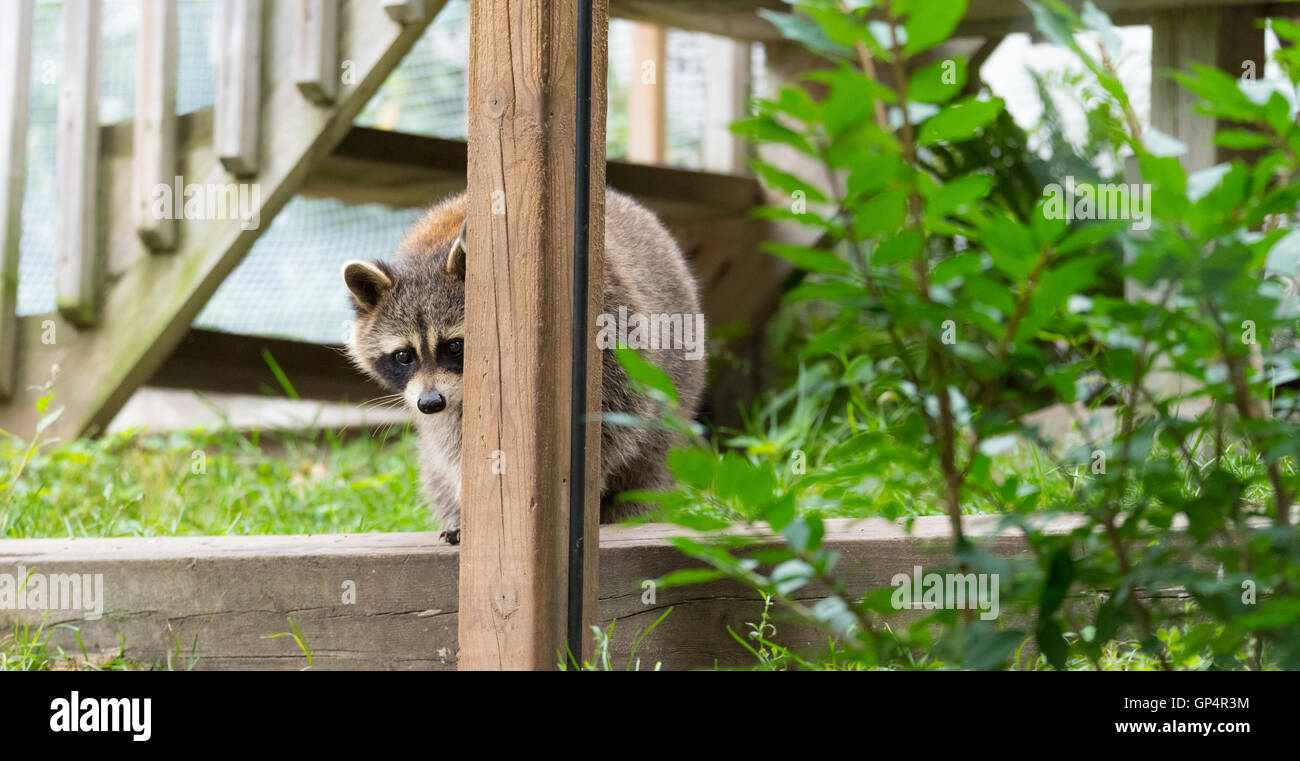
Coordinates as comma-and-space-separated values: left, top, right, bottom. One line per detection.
34, 406, 65, 436
759, 8, 853, 58
667, 447, 715, 490
903, 0, 968, 56
924, 172, 992, 217
918, 97, 1003, 146
963, 630, 1024, 670
750, 161, 829, 203
873, 230, 925, 265
1079, 1, 1122, 56
1036, 616, 1069, 669
907, 57, 967, 104
772, 559, 815, 596
1265, 229, 1300, 275
1214, 129, 1273, 150
761, 242, 851, 275
854, 189, 909, 238
616, 347, 678, 404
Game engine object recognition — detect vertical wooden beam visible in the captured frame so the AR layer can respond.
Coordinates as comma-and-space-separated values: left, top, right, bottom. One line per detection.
295, 0, 339, 105
627, 22, 665, 164
134, 0, 179, 251
384, 0, 428, 24
1150, 4, 1269, 171
701, 35, 751, 174
56, 0, 103, 327
461, 0, 607, 670
216, 0, 263, 177
0, 0, 33, 398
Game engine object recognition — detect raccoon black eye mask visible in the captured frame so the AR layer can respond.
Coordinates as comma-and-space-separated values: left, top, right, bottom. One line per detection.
341, 189, 707, 546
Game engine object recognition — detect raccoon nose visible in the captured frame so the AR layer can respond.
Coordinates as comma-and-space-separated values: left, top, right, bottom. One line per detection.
417, 390, 446, 414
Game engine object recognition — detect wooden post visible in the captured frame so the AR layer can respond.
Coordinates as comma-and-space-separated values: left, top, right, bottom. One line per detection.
1140, 6, 1267, 395
134, 0, 179, 251
701, 35, 750, 174
0, 0, 33, 398
460, 0, 607, 670
216, 0, 263, 176
627, 22, 665, 164
1150, 5, 1269, 171
56, 0, 103, 327
295, 0, 340, 105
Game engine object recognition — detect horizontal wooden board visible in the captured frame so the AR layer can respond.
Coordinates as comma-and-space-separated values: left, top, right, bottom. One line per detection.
148, 328, 383, 403
303, 127, 762, 222
0, 515, 1094, 670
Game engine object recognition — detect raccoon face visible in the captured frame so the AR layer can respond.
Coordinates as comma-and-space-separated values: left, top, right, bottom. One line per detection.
342, 196, 469, 417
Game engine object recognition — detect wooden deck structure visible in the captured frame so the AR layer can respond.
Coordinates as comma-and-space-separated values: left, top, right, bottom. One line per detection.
0, 514, 1144, 670
0, 0, 1290, 669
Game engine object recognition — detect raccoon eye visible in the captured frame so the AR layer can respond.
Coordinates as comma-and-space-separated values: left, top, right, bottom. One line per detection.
447, 339, 463, 355
394, 349, 414, 365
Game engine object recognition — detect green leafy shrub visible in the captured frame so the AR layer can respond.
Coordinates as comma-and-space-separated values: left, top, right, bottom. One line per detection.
634, 0, 1300, 669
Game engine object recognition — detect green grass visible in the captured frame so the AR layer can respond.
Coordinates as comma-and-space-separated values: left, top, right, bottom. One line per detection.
0, 422, 435, 539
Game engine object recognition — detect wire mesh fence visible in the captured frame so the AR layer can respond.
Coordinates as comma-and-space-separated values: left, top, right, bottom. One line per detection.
16, 0, 731, 343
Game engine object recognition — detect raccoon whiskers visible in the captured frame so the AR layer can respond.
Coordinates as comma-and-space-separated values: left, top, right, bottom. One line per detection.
362, 393, 406, 410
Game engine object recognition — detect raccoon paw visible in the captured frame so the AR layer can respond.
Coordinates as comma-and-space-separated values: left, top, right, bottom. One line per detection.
440, 528, 461, 545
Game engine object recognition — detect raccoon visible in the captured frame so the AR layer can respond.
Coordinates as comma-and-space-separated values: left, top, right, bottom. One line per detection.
342, 189, 706, 544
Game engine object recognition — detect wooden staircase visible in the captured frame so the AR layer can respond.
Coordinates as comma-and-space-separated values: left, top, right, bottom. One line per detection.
0, 0, 798, 439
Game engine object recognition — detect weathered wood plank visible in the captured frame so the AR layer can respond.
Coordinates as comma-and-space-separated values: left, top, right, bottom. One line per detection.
460, 0, 608, 670
134, 0, 179, 251
0, 0, 33, 399
0, 3, 446, 440
215, 0, 263, 176
0, 516, 1097, 671
627, 23, 666, 164
56, 0, 103, 327
295, 0, 340, 105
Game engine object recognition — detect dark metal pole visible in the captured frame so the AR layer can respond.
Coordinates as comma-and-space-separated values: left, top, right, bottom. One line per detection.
567, 0, 594, 665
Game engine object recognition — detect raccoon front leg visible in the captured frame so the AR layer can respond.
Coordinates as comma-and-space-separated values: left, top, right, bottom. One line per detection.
421, 466, 462, 544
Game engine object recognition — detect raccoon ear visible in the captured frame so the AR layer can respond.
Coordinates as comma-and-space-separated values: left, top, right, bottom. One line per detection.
342, 260, 393, 312
444, 218, 467, 279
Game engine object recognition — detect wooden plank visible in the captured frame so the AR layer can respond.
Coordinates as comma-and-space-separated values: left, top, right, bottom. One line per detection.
55, 0, 103, 327
0, 3, 446, 440
460, 0, 608, 670
215, 0, 263, 176
383, 0, 428, 24
701, 35, 751, 174
611, 0, 785, 41
627, 23, 666, 164
147, 329, 385, 402
0, 515, 1168, 670
301, 127, 763, 221
134, 0, 179, 251
0, 0, 33, 399
295, 0, 340, 105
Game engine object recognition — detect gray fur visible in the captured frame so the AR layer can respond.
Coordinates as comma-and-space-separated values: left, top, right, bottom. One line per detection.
343, 189, 706, 542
